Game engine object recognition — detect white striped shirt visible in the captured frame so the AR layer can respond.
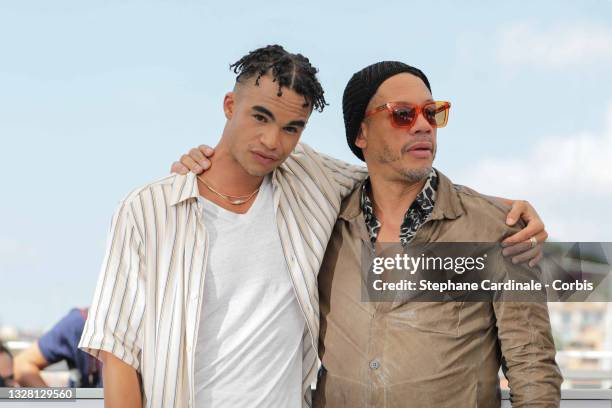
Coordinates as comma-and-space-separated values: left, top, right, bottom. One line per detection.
78, 142, 367, 408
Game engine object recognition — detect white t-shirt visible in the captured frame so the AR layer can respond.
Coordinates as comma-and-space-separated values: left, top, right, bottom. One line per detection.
194, 176, 305, 408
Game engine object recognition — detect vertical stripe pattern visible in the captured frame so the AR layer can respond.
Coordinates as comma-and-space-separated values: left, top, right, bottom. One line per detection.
79, 142, 367, 407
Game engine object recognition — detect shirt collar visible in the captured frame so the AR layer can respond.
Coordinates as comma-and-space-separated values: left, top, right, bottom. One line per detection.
169, 170, 282, 207
169, 172, 201, 206
339, 168, 464, 222
429, 170, 464, 221
360, 169, 438, 243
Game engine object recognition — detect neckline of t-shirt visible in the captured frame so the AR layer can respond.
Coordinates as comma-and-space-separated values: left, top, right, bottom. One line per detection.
199, 175, 271, 222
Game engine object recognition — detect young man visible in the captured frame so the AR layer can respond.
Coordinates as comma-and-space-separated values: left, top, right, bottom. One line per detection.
79, 45, 368, 408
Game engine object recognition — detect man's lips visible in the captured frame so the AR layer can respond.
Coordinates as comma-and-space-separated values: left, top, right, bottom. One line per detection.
404, 142, 433, 158
251, 151, 278, 165
406, 142, 433, 152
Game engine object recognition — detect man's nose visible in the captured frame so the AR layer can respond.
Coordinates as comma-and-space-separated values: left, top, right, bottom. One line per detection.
260, 128, 280, 150
411, 112, 433, 134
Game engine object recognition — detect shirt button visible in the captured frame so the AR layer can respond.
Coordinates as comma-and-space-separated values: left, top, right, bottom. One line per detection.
369, 359, 380, 370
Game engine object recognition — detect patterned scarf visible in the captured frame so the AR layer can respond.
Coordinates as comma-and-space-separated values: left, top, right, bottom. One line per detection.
360, 169, 438, 245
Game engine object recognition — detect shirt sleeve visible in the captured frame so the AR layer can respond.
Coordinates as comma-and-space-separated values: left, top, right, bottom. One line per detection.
38, 308, 84, 366
78, 200, 146, 371
492, 255, 563, 407
300, 143, 368, 200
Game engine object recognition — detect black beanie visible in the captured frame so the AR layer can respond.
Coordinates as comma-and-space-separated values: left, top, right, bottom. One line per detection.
342, 61, 431, 161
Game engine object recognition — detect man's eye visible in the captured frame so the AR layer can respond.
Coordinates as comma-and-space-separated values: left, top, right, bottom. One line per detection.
284, 126, 298, 134
253, 114, 267, 122
398, 109, 411, 118
423, 108, 436, 119
393, 108, 415, 122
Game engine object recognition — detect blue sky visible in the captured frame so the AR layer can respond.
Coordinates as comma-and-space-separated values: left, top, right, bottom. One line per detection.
1, 0, 611, 330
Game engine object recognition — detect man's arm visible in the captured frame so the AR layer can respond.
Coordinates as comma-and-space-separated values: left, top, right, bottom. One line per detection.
299, 144, 368, 199
100, 351, 142, 408
171, 145, 550, 264
499, 198, 548, 266
13, 342, 48, 387
16, 308, 89, 387
455, 185, 549, 266
495, 302, 563, 407
78, 199, 146, 403
493, 259, 563, 407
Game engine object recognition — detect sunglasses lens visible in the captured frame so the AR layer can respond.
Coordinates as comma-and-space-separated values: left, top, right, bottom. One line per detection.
392, 106, 416, 127
425, 102, 449, 128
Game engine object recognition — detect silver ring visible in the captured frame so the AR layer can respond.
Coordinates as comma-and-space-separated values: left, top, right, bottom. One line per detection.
529, 236, 538, 248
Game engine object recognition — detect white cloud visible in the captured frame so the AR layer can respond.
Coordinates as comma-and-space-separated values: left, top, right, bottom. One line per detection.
457, 103, 612, 241
497, 22, 612, 68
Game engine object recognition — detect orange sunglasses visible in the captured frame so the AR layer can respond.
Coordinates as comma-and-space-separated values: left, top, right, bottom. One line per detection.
364, 101, 451, 129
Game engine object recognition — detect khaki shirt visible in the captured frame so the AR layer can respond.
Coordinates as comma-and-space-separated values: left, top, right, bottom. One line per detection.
315, 170, 562, 408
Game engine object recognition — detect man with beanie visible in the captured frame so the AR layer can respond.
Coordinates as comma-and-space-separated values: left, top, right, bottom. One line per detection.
313, 62, 562, 407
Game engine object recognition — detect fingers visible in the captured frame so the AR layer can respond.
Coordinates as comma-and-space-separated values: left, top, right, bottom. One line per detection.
186, 148, 211, 172
501, 200, 547, 267
170, 161, 189, 175
198, 145, 215, 157
535, 230, 548, 244
528, 251, 544, 268
180, 152, 208, 174
508, 243, 542, 265
173, 145, 213, 175
179, 154, 200, 173
524, 231, 547, 267
502, 237, 544, 266
505, 200, 527, 226
502, 219, 545, 246
502, 241, 532, 257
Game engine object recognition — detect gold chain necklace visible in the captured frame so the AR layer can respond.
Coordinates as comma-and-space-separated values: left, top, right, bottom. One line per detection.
197, 175, 260, 205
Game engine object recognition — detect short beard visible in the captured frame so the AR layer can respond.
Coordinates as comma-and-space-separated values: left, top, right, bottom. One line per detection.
398, 166, 432, 184
376, 144, 434, 184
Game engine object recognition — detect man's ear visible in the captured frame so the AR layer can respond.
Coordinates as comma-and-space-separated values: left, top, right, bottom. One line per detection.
223, 92, 235, 120
354, 122, 368, 149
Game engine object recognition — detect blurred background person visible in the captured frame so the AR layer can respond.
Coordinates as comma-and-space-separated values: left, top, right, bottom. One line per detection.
14, 308, 102, 388
0, 341, 16, 387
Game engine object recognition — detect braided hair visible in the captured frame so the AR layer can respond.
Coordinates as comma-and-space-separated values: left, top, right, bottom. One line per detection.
230, 45, 328, 112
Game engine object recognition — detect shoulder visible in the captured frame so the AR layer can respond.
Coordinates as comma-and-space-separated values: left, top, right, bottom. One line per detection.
451, 183, 525, 235
106, 174, 187, 244
277, 142, 327, 180
455, 184, 510, 216
117, 174, 178, 208
40, 308, 85, 341
113, 173, 192, 224
56, 308, 87, 330
286, 142, 320, 164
